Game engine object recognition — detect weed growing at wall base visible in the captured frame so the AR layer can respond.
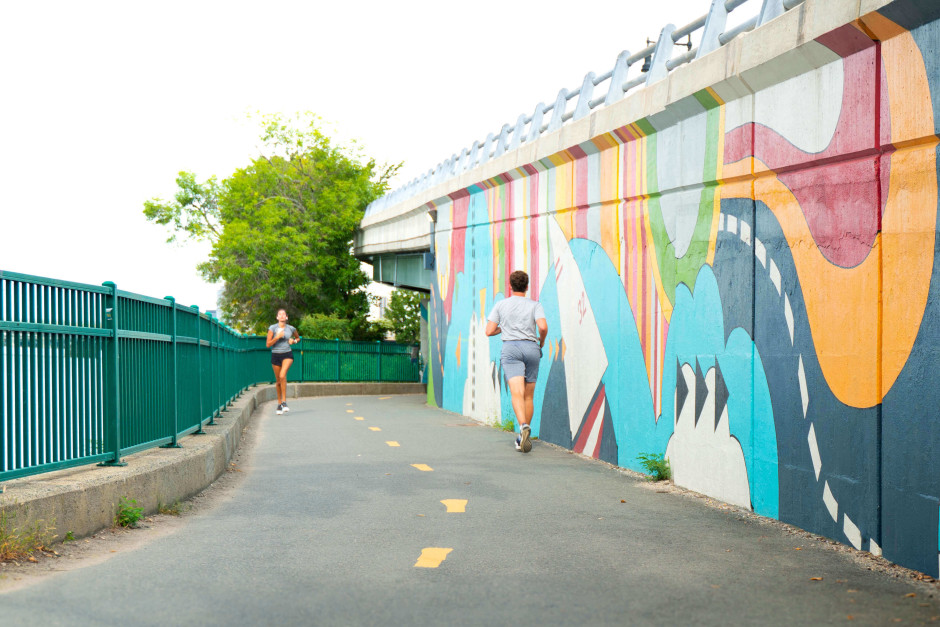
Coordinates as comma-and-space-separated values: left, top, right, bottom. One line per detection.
498, 417, 515, 432
0, 510, 55, 561
158, 500, 184, 516
638, 453, 671, 481
115, 497, 144, 528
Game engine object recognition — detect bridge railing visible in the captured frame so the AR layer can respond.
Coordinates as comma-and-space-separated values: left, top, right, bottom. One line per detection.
0, 270, 420, 482
364, 0, 806, 219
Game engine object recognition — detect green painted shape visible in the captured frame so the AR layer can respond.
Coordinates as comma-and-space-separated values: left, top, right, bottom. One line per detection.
426, 359, 438, 407
642, 100, 723, 306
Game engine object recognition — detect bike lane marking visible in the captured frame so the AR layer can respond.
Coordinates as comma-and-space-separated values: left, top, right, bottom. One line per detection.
414, 548, 452, 568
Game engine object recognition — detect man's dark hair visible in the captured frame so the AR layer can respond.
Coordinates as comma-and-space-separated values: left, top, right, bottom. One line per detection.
509, 270, 529, 293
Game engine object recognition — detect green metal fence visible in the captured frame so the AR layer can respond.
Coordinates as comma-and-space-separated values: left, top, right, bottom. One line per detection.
0, 270, 421, 482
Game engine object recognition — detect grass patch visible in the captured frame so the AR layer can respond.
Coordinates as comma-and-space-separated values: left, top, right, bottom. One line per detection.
497, 417, 515, 432
0, 510, 55, 561
158, 500, 184, 516
638, 453, 671, 481
114, 497, 144, 528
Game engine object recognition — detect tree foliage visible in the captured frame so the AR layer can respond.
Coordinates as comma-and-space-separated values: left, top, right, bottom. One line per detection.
385, 289, 423, 344
297, 313, 388, 342
143, 113, 399, 334
297, 313, 353, 340
143, 172, 222, 244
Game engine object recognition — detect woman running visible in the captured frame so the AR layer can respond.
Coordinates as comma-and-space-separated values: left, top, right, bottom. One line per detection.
267, 308, 300, 415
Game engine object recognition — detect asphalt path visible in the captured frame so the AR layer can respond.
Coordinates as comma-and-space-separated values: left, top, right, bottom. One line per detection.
0, 394, 937, 626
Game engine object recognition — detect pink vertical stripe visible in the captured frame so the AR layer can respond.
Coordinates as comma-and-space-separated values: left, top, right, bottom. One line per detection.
529, 172, 540, 300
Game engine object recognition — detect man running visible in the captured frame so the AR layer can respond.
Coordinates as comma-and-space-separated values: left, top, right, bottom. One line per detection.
485, 270, 548, 452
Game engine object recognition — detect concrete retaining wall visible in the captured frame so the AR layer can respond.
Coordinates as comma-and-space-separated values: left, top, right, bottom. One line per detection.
422, 0, 940, 577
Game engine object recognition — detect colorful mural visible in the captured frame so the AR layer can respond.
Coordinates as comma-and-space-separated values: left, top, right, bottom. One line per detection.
427, 1, 940, 578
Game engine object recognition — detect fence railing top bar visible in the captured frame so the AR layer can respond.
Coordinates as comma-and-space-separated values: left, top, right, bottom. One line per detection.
363, 0, 789, 220
0, 269, 111, 294
117, 289, 176, 307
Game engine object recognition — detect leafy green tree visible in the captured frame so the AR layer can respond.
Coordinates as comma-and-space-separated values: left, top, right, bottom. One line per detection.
143, 172, 222, 244
298, 313, 389, 341
143, 113, 399, 334
297, 313, 353, 340
385, 289, 422, 344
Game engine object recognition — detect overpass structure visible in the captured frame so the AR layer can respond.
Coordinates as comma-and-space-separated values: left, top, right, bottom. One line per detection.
355, 0, 940, 578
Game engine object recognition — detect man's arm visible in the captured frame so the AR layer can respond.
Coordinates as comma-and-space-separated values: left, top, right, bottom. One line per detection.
536, 318, 548, 348
485, 320, 501, 337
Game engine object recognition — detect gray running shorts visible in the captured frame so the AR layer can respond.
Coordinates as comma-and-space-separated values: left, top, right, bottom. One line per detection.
501, 340, 542, 383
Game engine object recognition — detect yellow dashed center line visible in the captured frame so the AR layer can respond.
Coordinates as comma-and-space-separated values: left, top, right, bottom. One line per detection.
354, 416, 364, 421
368, 426, 381, 432
379, 396, 391, 400
411, 464, 433, 472
441, 499, 467, 513
414, 548, 452, 568
386, 441, 400, 447
346, 410, 353, 413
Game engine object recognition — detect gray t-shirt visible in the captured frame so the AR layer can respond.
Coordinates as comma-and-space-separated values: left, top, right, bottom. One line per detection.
268, 324, 298, 353
487, 296, 546, 343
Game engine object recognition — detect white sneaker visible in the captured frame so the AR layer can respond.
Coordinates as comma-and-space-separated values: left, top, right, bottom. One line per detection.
519, 425, 532, 453
282, 403, 290, 413
275, 403, 283, 416
515, 437, 522, 452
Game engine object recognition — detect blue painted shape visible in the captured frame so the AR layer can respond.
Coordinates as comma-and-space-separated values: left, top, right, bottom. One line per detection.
564, 238, 663, 471
531, 255, 563, 437
441, 192, 493, 414
662, 264, 779, 518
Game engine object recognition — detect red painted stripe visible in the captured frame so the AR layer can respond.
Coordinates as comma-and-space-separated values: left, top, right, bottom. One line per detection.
444, 195, 470, 321
640, 214, 649, 355
573, 384, 606, 455
529, 172, 540, 300
505, 184, 514, 297
573, 156, 588, 238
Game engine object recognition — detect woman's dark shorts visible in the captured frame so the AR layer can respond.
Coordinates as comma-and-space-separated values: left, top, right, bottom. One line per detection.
500, 340, 542, 383
271, 350, 294, 367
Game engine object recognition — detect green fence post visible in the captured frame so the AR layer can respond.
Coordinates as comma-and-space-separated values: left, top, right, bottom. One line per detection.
162, 297, 181, 448
376, 341, 382, 382
98, 281, 126, 467
193, 306, 205, 434
221, 326, 228, 410
210, 315, 218, 424
335, 338, 341, 382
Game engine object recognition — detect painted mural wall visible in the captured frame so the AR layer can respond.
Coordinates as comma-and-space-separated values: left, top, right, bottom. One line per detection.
426, 1, 940, 577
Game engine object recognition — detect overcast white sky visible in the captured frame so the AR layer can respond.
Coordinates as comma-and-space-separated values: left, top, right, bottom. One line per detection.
0, 0, 757, 311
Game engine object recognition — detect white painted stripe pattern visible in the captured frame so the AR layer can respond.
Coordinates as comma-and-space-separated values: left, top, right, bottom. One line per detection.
823, 480, 839, 522
755, 238, 767, 268
739, 220, 751, 246
808, 424, 822, 480
717, 211, 874, 555
769, 259, 781, 296
843, 513, 862, 550
798, 355, 809, 418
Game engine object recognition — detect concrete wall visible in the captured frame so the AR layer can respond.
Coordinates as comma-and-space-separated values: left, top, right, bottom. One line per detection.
425, 0, 940, 577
